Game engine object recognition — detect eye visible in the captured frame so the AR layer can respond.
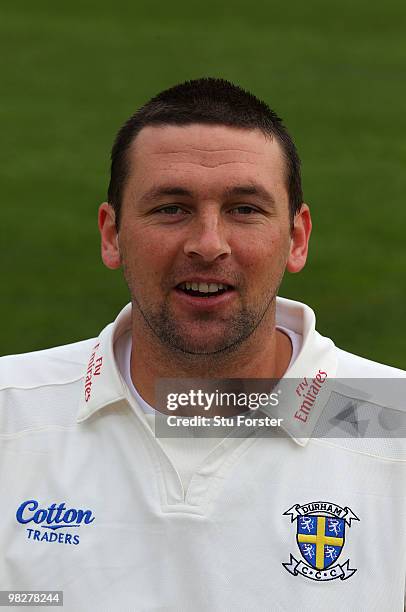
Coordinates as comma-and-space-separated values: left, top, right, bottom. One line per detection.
155, 205, 188, 215
229, 205, 260, 215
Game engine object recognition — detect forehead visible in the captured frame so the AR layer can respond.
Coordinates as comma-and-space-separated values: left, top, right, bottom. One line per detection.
125, 124, 288, 199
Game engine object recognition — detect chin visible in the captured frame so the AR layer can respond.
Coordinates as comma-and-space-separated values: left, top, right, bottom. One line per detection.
169, 334, 243, 356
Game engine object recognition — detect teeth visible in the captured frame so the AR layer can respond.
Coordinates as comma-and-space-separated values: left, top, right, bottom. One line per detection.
179, 282, 228, 293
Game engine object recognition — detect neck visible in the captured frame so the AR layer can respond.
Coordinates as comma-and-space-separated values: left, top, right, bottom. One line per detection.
129, 303, 292, 413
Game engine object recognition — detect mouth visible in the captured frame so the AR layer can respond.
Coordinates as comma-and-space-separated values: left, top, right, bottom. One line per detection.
176, 281, 233, 298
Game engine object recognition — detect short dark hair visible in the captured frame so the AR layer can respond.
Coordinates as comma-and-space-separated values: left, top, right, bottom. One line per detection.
108, 78, 303, 228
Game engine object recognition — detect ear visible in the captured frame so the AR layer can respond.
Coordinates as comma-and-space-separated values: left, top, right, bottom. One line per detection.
286, 204, 312, 273
98, 202, 121, 270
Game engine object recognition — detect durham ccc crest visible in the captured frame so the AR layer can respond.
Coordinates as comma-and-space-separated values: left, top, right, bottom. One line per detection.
283, 501, 359, 582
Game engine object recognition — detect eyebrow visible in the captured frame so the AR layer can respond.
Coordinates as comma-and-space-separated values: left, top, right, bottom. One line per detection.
140, 187, 193, 204
224, 185, 276, 207
139, 183, 277, 208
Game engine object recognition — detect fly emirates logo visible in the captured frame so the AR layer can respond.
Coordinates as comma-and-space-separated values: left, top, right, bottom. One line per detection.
84, 342, 103, 402
294, 370, 328, 423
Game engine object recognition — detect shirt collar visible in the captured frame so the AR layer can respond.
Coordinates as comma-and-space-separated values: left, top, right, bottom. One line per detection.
76, 298, 338, 446
76, 304, 131, 423
268, 297, 338, 446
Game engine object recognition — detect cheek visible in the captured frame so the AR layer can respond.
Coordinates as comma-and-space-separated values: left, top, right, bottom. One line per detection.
120, 228, 178, 283
231, 227, 290, 271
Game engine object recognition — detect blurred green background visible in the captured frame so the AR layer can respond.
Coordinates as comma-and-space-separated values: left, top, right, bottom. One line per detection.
1, 0, 405, 367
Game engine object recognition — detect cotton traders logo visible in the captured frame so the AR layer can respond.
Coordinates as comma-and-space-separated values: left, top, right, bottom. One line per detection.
282, 501, 359, 582
16, 500, 95, 546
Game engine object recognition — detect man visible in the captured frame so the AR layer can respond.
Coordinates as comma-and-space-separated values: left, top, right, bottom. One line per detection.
1, 78, 405, 611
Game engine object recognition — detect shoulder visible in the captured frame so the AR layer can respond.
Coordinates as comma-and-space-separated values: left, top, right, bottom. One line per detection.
0, 338, 96, 392
314, 344, 406, 461
0, 339, 98, 435
334, 345, 406, 378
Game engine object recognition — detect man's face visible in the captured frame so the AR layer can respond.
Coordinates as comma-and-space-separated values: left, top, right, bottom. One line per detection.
100, 124, 310, 355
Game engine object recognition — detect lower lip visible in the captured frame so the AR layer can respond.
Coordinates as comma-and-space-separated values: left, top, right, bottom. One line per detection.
173, 288, 237, 311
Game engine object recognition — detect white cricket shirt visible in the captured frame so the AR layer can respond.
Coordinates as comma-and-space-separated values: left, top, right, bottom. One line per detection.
1, 297, 405, 612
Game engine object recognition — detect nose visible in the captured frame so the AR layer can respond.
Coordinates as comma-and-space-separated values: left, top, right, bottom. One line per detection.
183, 209, 231, 262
